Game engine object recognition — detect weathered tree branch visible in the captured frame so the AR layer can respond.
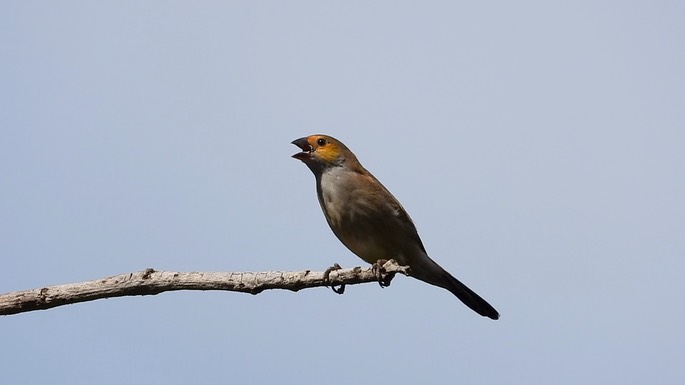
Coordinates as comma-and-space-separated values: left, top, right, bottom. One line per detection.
0, 260, 410, 316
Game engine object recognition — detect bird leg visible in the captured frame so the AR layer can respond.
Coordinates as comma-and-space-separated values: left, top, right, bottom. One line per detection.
323, 263, 345, 294
371, 259, 396, 288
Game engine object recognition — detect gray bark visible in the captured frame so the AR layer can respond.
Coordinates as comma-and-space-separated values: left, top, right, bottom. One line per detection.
0, 261, 410, 316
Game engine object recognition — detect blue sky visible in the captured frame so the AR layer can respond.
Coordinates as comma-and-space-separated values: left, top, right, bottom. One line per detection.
1, 2, 684, 384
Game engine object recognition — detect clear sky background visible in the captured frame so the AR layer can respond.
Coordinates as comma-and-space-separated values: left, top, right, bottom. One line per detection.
1, 2, 683, 384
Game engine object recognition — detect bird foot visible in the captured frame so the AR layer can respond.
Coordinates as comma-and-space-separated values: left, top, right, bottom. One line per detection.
371, 259, 397, 288
323, 263, 346, 294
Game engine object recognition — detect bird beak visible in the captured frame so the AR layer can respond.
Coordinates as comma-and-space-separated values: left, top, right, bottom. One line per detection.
291, 137, 313, 160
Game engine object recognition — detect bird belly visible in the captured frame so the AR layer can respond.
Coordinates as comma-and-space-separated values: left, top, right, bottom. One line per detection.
319, 175, 411, 265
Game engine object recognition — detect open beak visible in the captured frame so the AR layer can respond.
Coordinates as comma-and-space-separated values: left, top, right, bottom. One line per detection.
291, 137, 313, 160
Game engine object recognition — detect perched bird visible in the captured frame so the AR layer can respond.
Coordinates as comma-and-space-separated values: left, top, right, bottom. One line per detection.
292, 134, 499, 320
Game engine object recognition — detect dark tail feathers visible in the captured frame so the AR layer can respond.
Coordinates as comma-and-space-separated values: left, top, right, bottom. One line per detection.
443, 271, 499, 320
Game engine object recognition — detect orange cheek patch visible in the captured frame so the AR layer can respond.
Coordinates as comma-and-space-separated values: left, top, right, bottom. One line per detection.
315, 144, 341, 163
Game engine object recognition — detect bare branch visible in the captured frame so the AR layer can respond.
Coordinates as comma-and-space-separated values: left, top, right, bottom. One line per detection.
0, 261, 410, 316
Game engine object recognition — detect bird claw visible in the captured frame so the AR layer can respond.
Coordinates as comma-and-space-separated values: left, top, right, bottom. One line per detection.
323, 263, 345, 294
372, 259, 396, 288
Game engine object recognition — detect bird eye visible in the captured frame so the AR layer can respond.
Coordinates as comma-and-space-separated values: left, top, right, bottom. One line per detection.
317, 138, 327, 146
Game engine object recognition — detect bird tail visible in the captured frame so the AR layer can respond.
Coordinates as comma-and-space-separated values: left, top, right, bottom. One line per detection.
410, 255, 500, 320
440, 270, 500, 320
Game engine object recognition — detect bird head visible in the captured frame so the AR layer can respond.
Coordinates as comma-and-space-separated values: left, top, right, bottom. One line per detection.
291, 134, 362, 174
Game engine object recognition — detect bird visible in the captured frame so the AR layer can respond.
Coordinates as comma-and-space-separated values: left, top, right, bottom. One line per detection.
291, 134, 499, 320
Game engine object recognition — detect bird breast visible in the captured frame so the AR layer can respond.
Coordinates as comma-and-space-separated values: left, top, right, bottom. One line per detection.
317, 168, 417, 265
